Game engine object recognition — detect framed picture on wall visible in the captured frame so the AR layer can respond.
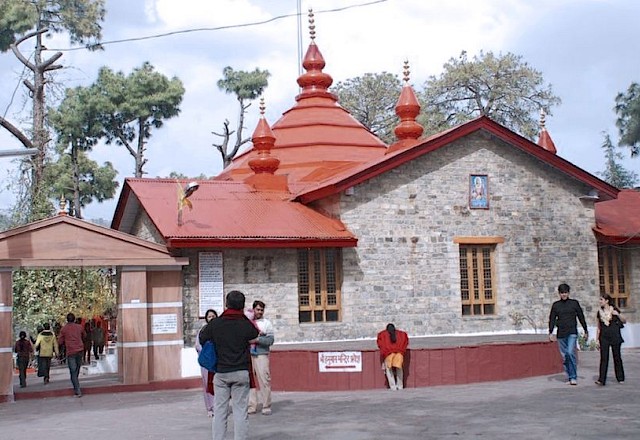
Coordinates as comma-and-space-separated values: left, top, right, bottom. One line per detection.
469, 174, 489, 209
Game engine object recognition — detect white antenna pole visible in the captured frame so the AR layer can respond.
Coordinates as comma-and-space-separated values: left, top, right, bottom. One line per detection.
297, 0, 303, 78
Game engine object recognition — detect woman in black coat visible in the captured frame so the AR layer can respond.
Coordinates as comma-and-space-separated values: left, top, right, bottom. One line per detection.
595, 294, 626, 385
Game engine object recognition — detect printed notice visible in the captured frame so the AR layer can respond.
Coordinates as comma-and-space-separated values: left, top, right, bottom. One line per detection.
318, 351, 363, 372
151, 314, 178, 335
199, 251, 224, 317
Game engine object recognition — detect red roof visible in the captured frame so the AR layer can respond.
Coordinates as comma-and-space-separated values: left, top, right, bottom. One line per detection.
594, 189, 640, 244
111, 36, 632, 249
216, 41, 386, 188
294, 116, 620, 204
112, 179, 356, 248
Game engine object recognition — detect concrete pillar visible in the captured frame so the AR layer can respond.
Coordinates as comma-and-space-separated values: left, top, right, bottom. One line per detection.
147, 269, 184, 381
0, 269, 14, 403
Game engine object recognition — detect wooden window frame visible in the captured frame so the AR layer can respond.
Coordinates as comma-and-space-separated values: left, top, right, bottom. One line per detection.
297, 248, 342, 323
598, 245, 630, 309
456, 239, 501, 316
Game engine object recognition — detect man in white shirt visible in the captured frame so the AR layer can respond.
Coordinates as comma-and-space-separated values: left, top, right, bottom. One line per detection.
248, 300, 275, 415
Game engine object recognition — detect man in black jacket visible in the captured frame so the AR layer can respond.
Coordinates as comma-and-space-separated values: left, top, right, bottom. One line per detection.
200, 290, 258, 440
548, 283, 589, 385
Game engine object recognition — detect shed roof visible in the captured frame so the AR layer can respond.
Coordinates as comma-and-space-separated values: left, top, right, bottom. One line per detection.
112, 179, 356, 248
594, 189, 640, 244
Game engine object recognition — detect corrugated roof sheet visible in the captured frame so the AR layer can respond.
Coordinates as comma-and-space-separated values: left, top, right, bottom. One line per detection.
120, 179, 356, 247
594, 189, 640, 243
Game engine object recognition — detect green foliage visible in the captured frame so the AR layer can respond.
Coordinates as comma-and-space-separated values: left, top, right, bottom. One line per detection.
597, 132, 639, 188
164, 171, 209, 179
49, 85, 105, 151
217, 66, 270, 101
420, 50, 561, 140
214, 66, 270, 167
44, 151, 119, 213
578, 333, 598, 351
0, 0, 105, 52
48, 84, 118, 217
94, 62, 185, 177
0, 0, 37, 50
615, 82, 640, 157
12, 268, 115, 336
332, 72, 402, 143
1, 0, 105, 225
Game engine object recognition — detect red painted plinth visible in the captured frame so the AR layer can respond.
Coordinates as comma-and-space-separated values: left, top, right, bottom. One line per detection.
270, 342, 562, 391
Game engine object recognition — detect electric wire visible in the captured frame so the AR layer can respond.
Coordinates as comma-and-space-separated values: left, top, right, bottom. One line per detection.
48, 0, 389, 52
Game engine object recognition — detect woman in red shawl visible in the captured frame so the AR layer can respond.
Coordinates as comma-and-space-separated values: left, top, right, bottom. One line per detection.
376, 323, 409, 390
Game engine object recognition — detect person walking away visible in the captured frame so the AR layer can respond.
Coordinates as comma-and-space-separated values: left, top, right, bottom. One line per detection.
248, 300, 275, 415
91, 319, 105, 361
548, 283, 588, 385
83, 321, 92, 364
195, 309, 218, 417
14, 331, 33, 388
58, 313, 86, 397
200, 290, 259, 440
376, 323, 409, 390
595, 294, 626, 385
34, 323, 58, 384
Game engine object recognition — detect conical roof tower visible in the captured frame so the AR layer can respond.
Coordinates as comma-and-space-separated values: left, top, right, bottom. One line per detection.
217, 9, 387, 188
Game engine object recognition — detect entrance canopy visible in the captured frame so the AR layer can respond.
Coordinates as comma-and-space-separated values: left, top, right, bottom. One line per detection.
0, 214, 189, 403
0, 214, 187, 267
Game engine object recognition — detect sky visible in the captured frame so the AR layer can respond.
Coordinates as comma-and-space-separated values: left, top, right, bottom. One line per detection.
1, 0, 639, 222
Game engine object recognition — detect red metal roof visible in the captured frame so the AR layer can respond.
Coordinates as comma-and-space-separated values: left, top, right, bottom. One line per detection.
294, 116, 620, 204
594, 189, 640, 244
216, 41, 386, 187
110, 36, 632, 248
112, 179, 356, 248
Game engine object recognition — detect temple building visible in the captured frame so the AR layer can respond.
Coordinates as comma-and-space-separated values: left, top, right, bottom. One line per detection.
111, 21, 639, 352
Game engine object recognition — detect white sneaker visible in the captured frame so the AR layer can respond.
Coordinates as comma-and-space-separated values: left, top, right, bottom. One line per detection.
569, 379, 577, 386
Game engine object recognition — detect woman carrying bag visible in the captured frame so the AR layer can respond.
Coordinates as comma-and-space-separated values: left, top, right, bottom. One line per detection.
595, 294, 626, 386
195, 309, 218, 416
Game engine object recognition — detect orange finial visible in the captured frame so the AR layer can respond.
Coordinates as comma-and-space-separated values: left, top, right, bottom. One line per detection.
392, 60, 424, 142
58, 194, 68, 216
537, 108, 557, 154
295, 7, 336, 101
249, 99, 279, 175
403, 60, 410, 83
309, 8, 316, 42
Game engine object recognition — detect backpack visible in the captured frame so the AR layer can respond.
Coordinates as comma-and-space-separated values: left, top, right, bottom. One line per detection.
198, 341, 217, 372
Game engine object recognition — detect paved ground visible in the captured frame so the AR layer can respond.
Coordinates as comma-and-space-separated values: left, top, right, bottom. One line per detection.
1, 349, 639, 440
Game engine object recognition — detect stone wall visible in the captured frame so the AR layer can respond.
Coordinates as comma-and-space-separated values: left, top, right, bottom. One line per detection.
334, 131, 599, 340
177, 131, 606, 344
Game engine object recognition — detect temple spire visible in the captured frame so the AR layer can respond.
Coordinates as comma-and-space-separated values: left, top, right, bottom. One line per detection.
295, 8, 336, 101
392, 60, 424, 143
245, 98, 288, 191
537, 109, 557, 154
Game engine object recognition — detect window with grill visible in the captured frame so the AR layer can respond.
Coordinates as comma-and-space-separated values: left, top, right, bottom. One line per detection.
598, 245, 629, 309
298, 248, 342, 323
459, 244, 496, 316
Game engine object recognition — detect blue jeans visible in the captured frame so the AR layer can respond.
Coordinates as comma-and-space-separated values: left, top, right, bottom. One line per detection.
213, 370, 250, 440
557, 334, 578, 381
66, 352, 83, 394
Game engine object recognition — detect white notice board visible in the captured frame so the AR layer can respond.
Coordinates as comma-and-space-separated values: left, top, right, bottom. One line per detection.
151, 314, 178, 335
199, 251, 224, 317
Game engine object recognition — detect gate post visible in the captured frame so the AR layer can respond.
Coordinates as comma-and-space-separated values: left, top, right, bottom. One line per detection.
117, 267, 149, 385
0, 268, 14, 402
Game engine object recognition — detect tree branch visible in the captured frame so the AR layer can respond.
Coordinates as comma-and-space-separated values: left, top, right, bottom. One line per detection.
0, 116, 35, 149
